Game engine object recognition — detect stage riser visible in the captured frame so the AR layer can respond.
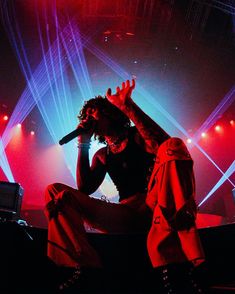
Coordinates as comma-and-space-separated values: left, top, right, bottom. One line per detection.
1, 222, 235, 292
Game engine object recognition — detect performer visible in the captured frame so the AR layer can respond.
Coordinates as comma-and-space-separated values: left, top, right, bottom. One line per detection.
45, 79, 169, 290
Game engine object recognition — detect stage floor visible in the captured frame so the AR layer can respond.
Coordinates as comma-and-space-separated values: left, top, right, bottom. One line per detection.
1, 221, 235, 293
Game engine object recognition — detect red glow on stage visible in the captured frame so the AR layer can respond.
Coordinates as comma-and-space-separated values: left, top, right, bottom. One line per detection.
6, 133, 75, 209
230, 120, 234, 126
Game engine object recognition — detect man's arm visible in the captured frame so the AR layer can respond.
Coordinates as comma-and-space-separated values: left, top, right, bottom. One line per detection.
76, 146, 106, 195
76, 119, 106, 194
106, 79, 170, 153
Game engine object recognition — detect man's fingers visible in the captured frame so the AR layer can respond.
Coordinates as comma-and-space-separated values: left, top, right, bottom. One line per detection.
107, 79, 135, 98
131, 78, 135, 89
106, 88, 112, 97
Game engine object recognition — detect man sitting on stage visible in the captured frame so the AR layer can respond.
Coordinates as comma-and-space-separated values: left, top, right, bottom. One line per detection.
45, 79, 205, 293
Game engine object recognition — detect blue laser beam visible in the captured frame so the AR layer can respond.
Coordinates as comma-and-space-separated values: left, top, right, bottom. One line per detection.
0, 138, 14, 182
199, 160, 235, 207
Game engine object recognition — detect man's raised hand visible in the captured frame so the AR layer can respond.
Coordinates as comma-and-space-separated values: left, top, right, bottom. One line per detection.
106, 79, 135, 110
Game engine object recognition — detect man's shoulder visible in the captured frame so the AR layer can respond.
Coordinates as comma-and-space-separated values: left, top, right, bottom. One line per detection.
95, 146, 107, 154
93, 146, 107, 163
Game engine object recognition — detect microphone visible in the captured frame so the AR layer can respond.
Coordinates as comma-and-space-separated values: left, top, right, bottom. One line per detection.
59, 120, 94, 145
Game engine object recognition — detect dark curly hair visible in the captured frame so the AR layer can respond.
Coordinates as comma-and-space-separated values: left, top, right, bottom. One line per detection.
78, 96, 131, 143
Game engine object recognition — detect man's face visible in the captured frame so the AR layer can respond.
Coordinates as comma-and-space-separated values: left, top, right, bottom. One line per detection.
85, 107, 101, 120
85, 107, 112, 135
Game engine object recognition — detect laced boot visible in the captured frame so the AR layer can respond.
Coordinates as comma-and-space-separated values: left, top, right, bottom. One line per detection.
160, 263, 205, 294
161, 266, 175, 294
58, 265, 82, 292
187, 266, 207, 294
58, 266, 105, 293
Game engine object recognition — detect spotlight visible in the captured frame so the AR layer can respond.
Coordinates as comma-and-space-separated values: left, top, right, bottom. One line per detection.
215, 125, 221, 132
17, 123, 22, 129
30, 131, 35, 135
3, 115, 8, 121
187, 138, 192, 144
126, 32, 135, 36
201, 132, 206, 138
230, 120, 234, 126
103, 30, 111, 35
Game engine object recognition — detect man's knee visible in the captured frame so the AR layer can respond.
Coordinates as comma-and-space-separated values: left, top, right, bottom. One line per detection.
45, 182, 65, 203
46, 182, 63, 192
45, 189, 73, 220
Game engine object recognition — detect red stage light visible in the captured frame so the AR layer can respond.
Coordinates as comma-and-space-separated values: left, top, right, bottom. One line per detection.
201, 132, 206, 138
3, 115, 8, 121
230, 120, 234, 126
215, 125, 221, 132
126, 32, 135, 36
30, 131, 35, 135
103, 30, 111, 35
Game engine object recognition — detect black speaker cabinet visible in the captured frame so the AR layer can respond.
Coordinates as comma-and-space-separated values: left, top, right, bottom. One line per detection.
0, 181, 24, 221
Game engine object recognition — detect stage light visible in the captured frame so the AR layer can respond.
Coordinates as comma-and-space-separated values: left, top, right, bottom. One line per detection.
3, 115, 8, 121
30, 131, 35, 135
17, 123, 22, 128
230, 120, 234, 126
103, 30, 111, 35
192, 85, 235, 144
215, 125, 221, 132
201, 132, 206, 138
187, 138, 192, 144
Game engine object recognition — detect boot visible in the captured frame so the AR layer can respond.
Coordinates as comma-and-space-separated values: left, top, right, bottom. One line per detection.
160, 263, 207, 294
160, 266, 176, 294
57, 266, 106, 293
58, 265, 82, 292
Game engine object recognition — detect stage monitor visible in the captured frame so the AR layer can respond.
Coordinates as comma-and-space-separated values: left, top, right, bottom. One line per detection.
0, 181, 24, 221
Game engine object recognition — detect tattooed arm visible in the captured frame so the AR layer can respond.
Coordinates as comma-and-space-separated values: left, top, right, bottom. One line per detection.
106, 79, 170, 153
